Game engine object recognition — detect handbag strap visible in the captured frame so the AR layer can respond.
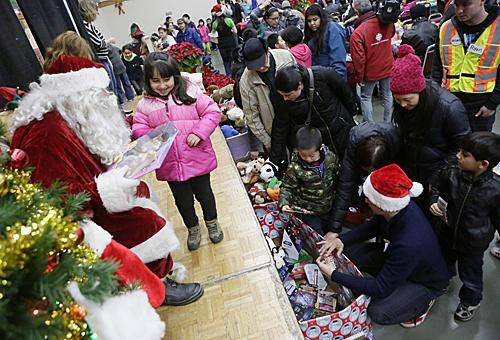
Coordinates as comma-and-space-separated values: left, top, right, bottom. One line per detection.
305, 68, 315, 126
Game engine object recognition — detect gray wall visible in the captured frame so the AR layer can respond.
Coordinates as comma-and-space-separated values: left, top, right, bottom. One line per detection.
94, 0, 215, 47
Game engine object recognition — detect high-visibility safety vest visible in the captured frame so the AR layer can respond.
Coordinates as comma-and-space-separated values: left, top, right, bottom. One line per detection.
439, 16, 500, 93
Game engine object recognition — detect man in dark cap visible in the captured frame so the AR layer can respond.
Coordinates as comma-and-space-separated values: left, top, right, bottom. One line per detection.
238, 37, 295, 151
401, 4, 438, 63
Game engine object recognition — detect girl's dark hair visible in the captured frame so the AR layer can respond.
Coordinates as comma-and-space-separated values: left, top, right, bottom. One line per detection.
198, 19, 205, 25
242, 28, 258, 42
281, 26, 304, 47
267, 33, 279, 49
304, 4, 329, 54
274, 65, 305, 93
122, 43, 134, 52
264, 7, 279, 20
461, 132, 500, 169
143, 52, 196, 105
392, 81, 436, 139
355, 136, 391, 171
296, 126, 323, 151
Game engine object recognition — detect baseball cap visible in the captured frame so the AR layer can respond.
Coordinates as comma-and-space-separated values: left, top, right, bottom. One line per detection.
242, 38, 268, 70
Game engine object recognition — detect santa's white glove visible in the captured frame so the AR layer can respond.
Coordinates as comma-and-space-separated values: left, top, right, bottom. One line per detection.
96, 167, 140, 213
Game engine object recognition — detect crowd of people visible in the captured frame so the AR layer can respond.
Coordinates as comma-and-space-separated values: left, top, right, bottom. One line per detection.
4, 0, 499, 335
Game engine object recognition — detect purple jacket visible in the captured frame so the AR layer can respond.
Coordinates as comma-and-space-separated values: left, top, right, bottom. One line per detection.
132, 83, 221, 182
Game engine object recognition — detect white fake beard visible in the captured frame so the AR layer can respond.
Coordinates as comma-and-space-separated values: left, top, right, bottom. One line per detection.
57, 89, 131, 166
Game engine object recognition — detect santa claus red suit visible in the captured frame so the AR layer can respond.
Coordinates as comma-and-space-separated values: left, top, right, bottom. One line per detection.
10, 55, 202, 307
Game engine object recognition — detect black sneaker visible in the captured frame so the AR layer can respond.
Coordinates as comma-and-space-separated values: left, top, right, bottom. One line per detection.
163, 278, 204, 306
454, 302, 480, 322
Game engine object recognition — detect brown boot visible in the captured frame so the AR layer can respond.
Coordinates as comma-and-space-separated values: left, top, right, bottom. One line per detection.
187, 224, 201, 251
205, 219, 223, 243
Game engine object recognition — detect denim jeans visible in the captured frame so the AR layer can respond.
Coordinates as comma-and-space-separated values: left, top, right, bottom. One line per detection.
115, 72, 136, 103
219, 48, 234, 77
167, 174, 217, 229
101, 58, 118, 96
360, 77, 393, 122
344, 242, 442, 324
442, 247, 484, 306
130, 77, 144, 96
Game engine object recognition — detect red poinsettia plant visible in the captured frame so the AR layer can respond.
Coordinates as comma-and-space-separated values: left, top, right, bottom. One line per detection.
166, 42, 203, 73
201, 65, 234, 89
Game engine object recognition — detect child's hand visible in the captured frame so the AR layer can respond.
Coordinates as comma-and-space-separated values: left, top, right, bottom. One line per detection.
186, 133, 201, 147
429, 203, 444, 217
281, 205, 293, 213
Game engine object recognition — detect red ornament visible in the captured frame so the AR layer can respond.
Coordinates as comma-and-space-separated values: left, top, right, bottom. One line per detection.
44, 254, 60, 274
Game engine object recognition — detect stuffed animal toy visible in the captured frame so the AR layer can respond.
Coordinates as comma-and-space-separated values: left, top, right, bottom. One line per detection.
211, 84, 234, 103
227, 106, 244, 121
260, 160, 278, 182
266, 187, 280, 201
206, 85, 219, 96
236, 161, 247, 177
248, 182, 268, 204
234, 117, 245, 128
242, 157, 265, 184
220, 113, 228, 123
221, 125, 239, 138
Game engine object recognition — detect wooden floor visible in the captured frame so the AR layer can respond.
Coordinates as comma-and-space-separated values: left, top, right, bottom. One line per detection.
145, 129, 303, 339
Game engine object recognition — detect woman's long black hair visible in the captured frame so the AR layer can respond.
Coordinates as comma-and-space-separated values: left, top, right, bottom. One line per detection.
304, 4, 329, 55
392, 80, 438, 139
143, 52, 196, 105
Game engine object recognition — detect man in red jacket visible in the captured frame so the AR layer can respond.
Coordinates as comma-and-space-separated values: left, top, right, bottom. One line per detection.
350, 0, 395, 122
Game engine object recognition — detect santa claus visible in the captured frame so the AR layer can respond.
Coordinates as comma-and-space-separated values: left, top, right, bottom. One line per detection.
10, 54, 203, 307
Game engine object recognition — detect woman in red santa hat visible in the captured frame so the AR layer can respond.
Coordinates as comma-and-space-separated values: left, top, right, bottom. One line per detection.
10, 31, 203, 307
317, 164, 450, 328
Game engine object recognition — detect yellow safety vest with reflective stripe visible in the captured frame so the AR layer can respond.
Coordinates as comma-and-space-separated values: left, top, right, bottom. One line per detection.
439, 17, 500, 93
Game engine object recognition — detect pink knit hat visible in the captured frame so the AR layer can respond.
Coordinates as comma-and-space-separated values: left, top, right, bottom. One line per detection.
390, 45, 426, 95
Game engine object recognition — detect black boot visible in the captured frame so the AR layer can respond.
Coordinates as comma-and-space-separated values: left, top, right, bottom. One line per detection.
163, 278, 204, 306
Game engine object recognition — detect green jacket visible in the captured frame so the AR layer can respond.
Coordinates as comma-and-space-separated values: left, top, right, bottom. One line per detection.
279, 147, 340, 215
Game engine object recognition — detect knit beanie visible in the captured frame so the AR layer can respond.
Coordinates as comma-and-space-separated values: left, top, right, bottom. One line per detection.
390, 44, 426, 95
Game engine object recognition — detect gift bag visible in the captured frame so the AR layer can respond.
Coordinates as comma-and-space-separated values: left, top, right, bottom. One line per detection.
290, 216, 373, 340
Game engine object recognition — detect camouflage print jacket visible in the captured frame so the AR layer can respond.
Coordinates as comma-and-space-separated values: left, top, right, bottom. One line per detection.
279, 147, 340, 215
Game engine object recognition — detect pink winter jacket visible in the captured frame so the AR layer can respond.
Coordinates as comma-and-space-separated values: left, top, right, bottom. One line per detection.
132, 83, 221, 182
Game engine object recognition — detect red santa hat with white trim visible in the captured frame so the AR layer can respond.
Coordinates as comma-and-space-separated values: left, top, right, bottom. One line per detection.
362, 163, 423, 212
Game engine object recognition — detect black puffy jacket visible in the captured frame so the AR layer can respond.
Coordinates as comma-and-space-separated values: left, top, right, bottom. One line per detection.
401, 18, 438, 63
330, 122, 401, 232
431, 167, 500, 254
270, 66, 357, 167
397, 81, 471, 188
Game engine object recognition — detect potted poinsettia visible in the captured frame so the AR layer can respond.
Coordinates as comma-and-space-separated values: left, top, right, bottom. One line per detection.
166, 42, 203, 73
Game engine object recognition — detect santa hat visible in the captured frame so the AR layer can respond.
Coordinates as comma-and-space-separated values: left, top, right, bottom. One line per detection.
36, 55, 109, 94
390, 45, 426, 95
212, 4, 223, 15
362, 164, 423, 212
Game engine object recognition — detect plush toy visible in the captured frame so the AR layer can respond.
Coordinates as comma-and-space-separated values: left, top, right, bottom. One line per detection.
267, 176, 282, 189
266, 187, 280, 201
221, 125, 239, 138
248, 182, 268, 204
236, 161, 247, 176
260, 160, 278, 182
226, 106, 244, 121
206, 85, 219, 96
220, 113, 228, 123
234, 117, 245, 128
211, 84, 234, 103
242, 157, 265, 184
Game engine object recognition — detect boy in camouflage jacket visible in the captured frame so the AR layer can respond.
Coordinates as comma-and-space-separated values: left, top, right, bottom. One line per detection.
279, 127, 340, 235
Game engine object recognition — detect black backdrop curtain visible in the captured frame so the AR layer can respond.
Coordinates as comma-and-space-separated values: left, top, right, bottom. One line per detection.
16, 0, 89, 56
0, 0, 42, 91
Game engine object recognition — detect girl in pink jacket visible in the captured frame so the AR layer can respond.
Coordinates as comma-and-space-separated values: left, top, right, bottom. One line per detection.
132, 52, 222, 251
